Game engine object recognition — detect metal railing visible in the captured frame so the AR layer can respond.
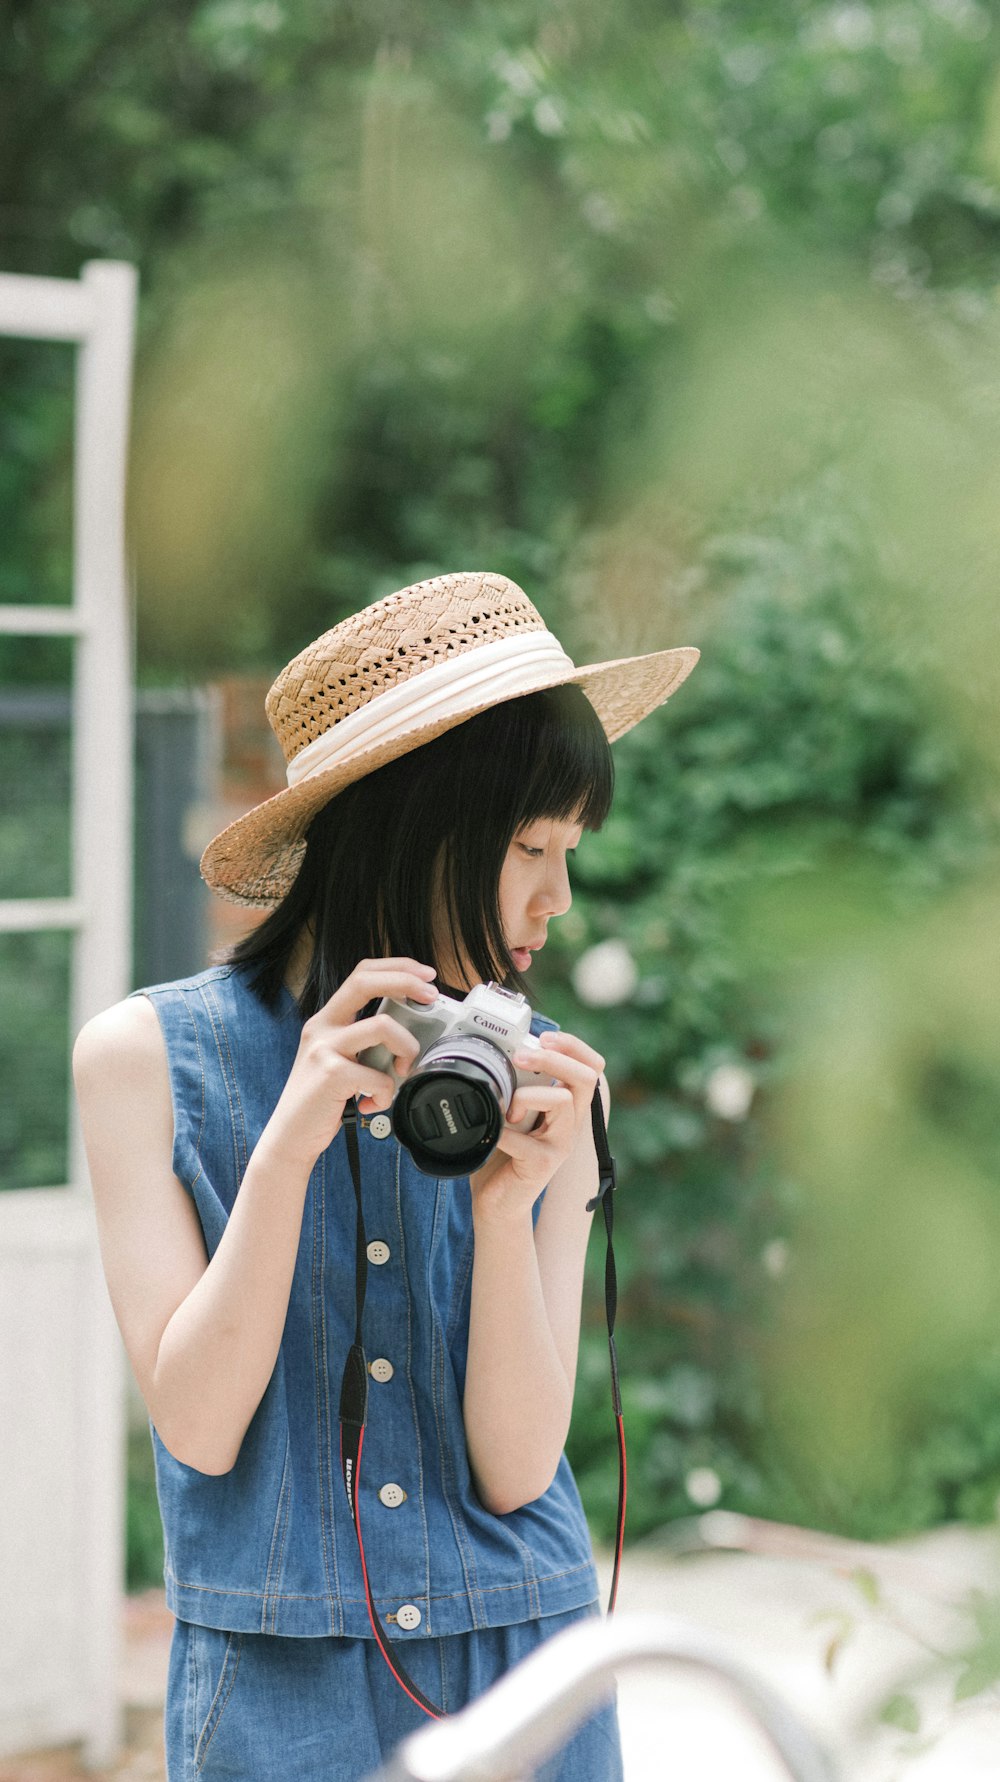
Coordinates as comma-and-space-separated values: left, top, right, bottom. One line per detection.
368, 1611, 837, 1782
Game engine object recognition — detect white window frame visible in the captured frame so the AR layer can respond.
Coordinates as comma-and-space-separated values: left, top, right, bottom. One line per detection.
0, 260, 137, 1767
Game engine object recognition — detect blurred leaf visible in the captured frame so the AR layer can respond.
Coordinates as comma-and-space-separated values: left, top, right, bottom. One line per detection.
851, 1567, 882, 1608
820, 1611, 857, 1676
880, 1693, 921, 1734
954, 1657, 1000, 1702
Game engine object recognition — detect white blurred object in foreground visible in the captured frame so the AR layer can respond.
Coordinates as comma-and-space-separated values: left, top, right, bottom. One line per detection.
572, 939, 639, 1007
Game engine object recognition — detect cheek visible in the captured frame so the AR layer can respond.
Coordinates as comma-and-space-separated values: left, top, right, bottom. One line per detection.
496, 861, 527, 931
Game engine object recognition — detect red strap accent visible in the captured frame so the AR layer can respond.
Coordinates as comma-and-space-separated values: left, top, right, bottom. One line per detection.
347, 1427, 442, 1720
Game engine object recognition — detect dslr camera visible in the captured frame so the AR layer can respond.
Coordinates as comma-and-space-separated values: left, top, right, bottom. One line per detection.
357, 981, 550, 1177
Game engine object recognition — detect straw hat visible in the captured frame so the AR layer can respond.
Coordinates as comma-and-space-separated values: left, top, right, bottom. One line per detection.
200, 570, 699, 907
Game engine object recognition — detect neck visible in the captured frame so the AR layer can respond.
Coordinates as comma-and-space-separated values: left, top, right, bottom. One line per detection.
284, 925, 314, 1000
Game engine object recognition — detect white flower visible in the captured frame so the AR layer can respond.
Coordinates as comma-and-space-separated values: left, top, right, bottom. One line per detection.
533, 97, 566, 137
830, 5, 876, 49
644, 293, 676, 326
572, 940, 638, 1008
705, 1063, 755, 1121
492, 53, 538, 97
730, 185, 764, 222
685, 1467, 723, 1508
581, 193, 619, 234
724, 45, 768, 84
762, 1238, 789, 1279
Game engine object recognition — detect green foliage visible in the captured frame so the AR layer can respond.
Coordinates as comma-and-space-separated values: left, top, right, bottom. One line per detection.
954, 1589, 1000, 1699
881, 1693, 921, 1734
0, 341, 74, 609
557, 516, 998, 1540
0, 930, 71, 1190
7, 0, 1000, 1545
126, 1425, 165, 1593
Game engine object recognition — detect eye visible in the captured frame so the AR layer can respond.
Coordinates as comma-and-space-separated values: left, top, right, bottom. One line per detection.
519, 844, 544, 858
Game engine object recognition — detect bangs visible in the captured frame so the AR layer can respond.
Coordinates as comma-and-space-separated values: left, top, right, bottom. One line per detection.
433, 683, 615, 995
509, 684, 615, 833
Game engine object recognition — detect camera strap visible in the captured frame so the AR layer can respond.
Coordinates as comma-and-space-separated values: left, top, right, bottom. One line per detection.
337, 1087, 625, 1722
587, 1085, 626, 1616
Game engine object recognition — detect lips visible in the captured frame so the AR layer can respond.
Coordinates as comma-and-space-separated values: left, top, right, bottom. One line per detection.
511, 940, 545, 971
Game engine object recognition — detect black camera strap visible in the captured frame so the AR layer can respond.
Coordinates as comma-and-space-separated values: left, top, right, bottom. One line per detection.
337, 1088, 625, 1721
587, 1085, 626, 1616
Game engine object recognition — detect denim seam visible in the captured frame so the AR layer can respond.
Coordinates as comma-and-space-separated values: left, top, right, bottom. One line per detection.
261, 1433, 292, 1634
429, 1185, 486, 1630
409, 1567, 595, 1598
180, 991, 208, 1170
438, 1639, 449, 1715
490, 1513, 542, 1620
444, 1222, 474, 1347
312, 1147, 343, 1634
165, 1561, 595, 1602
201, 982, 248, 1179
393, 1141, 433, 1630
194, 1631, 242, 1771
186, 1612, 197, 1772
197, 985, 242, 1187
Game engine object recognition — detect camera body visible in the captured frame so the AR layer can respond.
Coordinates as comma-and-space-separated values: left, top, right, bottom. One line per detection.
358, 981, 550, 1177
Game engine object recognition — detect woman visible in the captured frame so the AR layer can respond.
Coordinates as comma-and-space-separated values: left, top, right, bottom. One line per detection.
73, 570, 698, 1781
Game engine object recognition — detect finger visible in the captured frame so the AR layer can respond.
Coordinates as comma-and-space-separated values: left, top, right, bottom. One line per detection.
320, 965, 438, 1024
507, 1085, 572, 1127
346, 1013, 423, 1073
356, 1091, 391, 1115
344, 1064, 398, 1111
536, 1029, 606, 1073
491, 1124, 560, 1167
513, 1045, 601, 1094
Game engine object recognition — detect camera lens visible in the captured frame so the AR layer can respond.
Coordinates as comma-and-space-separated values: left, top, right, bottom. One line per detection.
393, 1037, 516, 1177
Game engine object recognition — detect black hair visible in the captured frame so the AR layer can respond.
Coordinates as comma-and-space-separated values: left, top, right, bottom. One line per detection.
224, 683, 614, 1017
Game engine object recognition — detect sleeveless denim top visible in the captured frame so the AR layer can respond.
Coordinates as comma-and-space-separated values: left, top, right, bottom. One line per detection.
135, 964, 600, 1639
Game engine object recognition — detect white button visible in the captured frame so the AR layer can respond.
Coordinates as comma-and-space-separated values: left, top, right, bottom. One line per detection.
369, 1357, 394, 1383
369, 1114, 392, 1139
379, 1482, 407, 1508
396, 1603, 422, 1630
367, 1241, 390, 1266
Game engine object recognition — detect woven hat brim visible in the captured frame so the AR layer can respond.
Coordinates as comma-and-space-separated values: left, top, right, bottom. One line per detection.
200, 644, 700, 908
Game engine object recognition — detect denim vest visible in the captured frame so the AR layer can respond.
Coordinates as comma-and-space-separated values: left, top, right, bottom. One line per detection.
134, 964, 600, 1639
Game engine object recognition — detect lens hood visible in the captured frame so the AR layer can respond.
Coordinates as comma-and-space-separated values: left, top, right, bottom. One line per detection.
393, 1054, 508, 1177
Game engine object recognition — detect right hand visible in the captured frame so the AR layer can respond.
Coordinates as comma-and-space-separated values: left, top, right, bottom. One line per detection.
263, 958, 438, 1172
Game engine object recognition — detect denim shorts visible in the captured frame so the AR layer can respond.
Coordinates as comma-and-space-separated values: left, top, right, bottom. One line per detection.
165, 1601, 623, 1782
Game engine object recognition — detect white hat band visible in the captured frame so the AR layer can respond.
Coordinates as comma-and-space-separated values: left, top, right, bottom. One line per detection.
285, 630, 576, 789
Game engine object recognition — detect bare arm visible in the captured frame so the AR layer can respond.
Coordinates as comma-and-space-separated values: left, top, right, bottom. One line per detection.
73, 961, 437, 1475
464, 1037, 607, 1514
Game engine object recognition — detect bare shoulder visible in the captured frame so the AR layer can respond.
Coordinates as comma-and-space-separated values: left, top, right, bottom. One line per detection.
72, 995, 171, 1139
73, 993, 164, 1084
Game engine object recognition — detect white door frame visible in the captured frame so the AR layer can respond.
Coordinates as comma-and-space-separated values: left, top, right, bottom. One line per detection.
0, 260, 137, 1766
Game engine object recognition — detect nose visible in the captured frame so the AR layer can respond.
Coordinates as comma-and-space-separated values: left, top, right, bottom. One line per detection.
534, 855, 572, 920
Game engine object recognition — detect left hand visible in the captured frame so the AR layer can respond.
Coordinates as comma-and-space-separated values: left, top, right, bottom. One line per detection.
469, 1029, 605, 1220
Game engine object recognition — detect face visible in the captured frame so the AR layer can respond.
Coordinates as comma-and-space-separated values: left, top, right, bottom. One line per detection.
434, 814, 583, 991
